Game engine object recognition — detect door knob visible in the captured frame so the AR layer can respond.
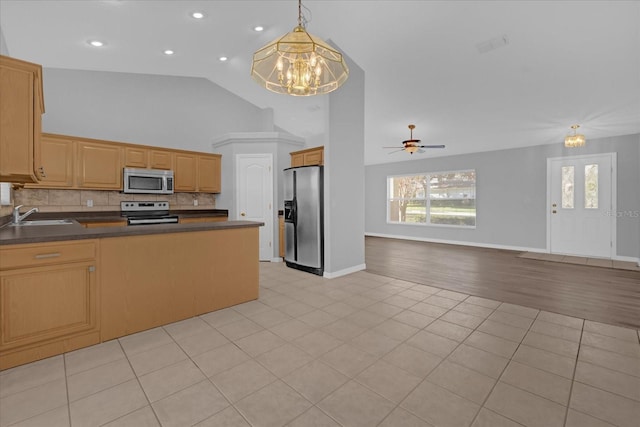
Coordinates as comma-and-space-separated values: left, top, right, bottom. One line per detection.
241, 212, 246, 217
552, 203, 557, 208
552, 210, 557, 214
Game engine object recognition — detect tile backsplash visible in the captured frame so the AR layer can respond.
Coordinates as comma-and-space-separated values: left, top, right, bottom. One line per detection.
12, 188, 216, 212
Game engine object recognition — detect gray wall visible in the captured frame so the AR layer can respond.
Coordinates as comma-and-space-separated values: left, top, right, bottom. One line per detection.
0, 26, 9, 56
41, 68, 270, 153
324, 52, 366, 275
365, 133, 640, 260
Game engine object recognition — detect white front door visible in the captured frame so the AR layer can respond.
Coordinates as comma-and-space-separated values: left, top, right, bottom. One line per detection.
236, 154, 273, 261
548, 153, 615, 258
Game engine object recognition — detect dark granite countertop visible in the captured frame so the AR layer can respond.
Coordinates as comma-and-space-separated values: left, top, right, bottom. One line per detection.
0, 209, 261, 246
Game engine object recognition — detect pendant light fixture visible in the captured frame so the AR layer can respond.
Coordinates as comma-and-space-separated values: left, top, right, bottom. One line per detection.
564, 124, 586, 147
250, 0, 349, 96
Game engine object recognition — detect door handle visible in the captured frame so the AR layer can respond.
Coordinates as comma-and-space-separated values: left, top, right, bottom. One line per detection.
552, 203, 557, 208
241, 212, 246, 217
552, 210, 557, 214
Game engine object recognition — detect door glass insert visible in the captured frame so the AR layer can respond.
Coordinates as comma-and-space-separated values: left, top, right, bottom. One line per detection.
585, 164, 598, 209
561, 166, 574, 208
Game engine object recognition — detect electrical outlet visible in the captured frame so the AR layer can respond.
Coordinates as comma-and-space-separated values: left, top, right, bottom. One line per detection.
193, 199, 198, 206
87, 199, 93, 208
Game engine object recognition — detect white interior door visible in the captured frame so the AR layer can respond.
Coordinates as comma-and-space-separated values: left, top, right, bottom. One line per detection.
236, 154, 273, 261
548, 153, 614, 258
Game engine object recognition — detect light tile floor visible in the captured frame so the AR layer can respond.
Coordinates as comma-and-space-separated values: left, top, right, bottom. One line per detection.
1, 262, 639, 427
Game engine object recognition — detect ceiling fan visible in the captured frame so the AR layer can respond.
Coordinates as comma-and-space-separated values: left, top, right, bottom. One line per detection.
384, 124, 445, 154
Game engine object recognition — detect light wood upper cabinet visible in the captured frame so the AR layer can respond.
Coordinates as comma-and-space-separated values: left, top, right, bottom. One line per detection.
124, 146, 148, 168
124, 147, 173, 170
174, 152, 197, 192
0, 55, 45, 183
28, 134, 74, 188
149, 149, 173, 170
290, 146, 324, 167
76, 141, 123, 189
291, 153, 304, 167
198, 155, 221, 193
176, 153, 221, 193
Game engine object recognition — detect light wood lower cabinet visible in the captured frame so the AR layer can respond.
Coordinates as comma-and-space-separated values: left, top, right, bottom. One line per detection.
100, 228, 258, 341
0, 240, 99, 370
0, 228, 259, 369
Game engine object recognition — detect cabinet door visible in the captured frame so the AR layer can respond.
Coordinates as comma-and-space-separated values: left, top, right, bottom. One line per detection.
149, 150, 173, 170
124, 146, 148, 168
174, 153, 197, 192
0, 56, 41, 183
76, 141, 123, 189
304, 149, 323, 165
197, 155, 220, 193
32, 135, 74, 187
0, 262, 97, 349
290, 153, 304, 167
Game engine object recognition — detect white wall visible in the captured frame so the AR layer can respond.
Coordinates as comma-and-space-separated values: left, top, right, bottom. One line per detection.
324, 51, 366, 277
365, 133, 640, 260
40, 68, 271, 153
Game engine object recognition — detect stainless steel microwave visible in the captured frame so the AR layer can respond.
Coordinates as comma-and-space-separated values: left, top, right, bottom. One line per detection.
123, 168, 174, 194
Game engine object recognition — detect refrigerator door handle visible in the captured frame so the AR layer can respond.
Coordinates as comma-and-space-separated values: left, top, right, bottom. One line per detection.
293, 197, 298, 261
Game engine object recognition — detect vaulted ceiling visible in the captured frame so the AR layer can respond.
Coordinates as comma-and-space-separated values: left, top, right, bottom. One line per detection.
1, 1, 638, 164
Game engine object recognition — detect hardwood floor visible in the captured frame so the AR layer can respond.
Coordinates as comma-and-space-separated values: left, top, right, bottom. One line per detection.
365, 236, 640, 329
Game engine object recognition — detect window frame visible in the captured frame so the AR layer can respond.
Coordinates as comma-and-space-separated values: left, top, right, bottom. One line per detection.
386, 169, 477, 229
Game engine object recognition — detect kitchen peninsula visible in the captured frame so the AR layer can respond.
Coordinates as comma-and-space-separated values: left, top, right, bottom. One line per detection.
0, 219, 262, 369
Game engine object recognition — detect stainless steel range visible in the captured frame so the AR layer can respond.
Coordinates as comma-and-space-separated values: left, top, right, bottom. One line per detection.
120, 201, 179, 225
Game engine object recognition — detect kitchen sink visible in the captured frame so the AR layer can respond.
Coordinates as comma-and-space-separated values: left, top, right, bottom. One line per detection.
10, 219, 75, 226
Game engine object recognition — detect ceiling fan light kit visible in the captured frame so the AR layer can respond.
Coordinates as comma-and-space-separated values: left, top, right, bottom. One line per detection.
384, 124, 445, 155
250, 0, 349, 96
564, 124, 586, 147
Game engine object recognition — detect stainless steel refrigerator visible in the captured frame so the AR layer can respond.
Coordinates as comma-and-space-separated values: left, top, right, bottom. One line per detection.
283, 165, 324, 276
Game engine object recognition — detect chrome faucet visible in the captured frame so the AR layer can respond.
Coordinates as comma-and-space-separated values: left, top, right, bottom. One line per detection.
12, 205, 39, 224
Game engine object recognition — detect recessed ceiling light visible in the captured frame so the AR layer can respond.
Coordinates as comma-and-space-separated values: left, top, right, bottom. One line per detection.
191, 12, 204, 19
219, 56, 228, 62
88, 40, 104, 47
254, 26, 264, 32
164, 50, 175, 55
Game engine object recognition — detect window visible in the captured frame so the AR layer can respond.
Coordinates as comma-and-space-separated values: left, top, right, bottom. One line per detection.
388, 170, 476, 227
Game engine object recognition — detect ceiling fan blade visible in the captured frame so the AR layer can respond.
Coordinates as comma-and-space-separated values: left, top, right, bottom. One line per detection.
388, 149, 405, 154
419, 145, 446, 148
382, 146, 404, 148
417, 148, 426, 153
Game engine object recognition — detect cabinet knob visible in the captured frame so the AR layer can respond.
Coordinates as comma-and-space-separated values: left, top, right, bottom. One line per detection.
241, 212, 246, 217
88, 266, 96, 272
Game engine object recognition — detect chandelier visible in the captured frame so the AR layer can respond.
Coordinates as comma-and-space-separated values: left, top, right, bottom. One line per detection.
564, 124, 586, 147
250, 0, 349, 96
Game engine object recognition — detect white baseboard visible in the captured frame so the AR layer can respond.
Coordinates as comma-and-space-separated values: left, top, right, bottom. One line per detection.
324, 263, 367, 279
270, 257, 283, 263
365, 232, 640, 266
